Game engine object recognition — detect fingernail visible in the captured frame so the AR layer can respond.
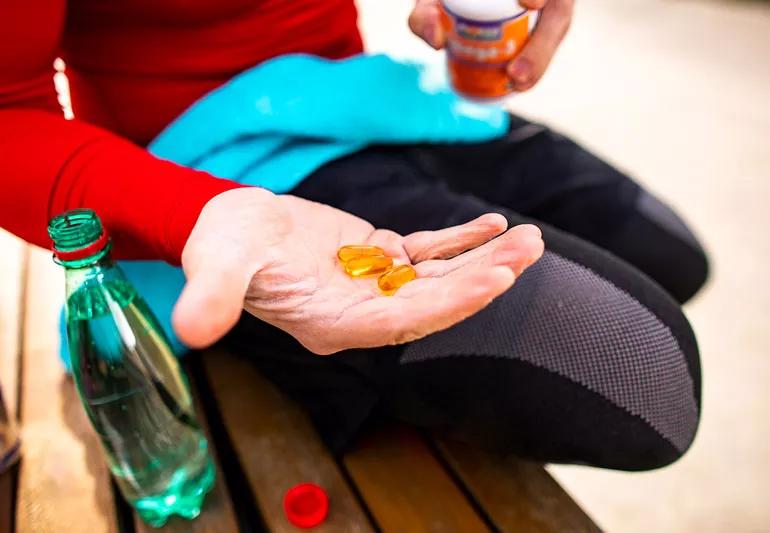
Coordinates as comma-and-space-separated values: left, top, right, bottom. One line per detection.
508, 58, 532, 85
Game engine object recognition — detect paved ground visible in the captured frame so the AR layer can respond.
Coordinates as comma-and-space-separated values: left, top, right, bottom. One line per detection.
356, 1, 770, 531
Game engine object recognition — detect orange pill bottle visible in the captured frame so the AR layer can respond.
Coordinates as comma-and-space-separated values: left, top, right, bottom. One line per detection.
440, 0, 537, 99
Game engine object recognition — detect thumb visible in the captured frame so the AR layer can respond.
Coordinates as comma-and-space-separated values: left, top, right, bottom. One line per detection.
172, 262, 253, 349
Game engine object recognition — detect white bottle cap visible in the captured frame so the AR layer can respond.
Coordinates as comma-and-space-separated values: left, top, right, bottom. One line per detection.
441, 0, 526, 21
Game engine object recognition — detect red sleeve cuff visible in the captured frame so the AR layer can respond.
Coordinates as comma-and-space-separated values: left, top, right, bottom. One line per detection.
163, 168, 245, 265
48, 140, 246, 265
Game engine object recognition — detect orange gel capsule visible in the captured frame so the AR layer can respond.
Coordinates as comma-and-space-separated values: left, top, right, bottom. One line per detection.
378, 264, 417, 295
337, 245, 386, 263
345, 255, 394, 277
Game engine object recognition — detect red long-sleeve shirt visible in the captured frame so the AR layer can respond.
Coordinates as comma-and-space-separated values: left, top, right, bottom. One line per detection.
0, 0, 363, 264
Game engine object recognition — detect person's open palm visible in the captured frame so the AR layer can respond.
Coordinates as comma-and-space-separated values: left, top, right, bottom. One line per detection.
173, 188, 543, 355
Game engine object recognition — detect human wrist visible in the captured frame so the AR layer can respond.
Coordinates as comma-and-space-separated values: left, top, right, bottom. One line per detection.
179, 186, 278, 273
164, 169, 246, 265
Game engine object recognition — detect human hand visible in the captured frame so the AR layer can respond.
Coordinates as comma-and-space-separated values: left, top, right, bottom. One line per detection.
409, 0, 574, 91
173, 188, 544, 355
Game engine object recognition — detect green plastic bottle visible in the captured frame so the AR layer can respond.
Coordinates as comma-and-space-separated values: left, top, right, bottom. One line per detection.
48, 209, 215, 527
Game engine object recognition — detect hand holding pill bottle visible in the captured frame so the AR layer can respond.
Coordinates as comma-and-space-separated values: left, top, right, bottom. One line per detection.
441, 0, 538, 99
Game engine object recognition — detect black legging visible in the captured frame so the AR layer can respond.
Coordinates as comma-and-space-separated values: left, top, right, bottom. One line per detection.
224, 115, 708, 471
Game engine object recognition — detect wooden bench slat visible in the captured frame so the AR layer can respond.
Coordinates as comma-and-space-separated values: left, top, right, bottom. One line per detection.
436, 439, 601, 533
134, 376, 239, 533
202, 349, 373, 533
0, 231, 25, 421
15, 248, 118, 533
0, 232, 24, 533
343, 425, 490, 533
7, 244, 599, 531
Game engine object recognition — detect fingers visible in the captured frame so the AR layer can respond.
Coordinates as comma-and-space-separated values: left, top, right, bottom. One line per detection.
508, 0, 573, 91
365, 229, 412, 264
517, 0, 547, 8
313, 222, 543, 354
403, 213, 508, 263
172, 262, 254, 349
323, 265, 516, 353
416, 223, 543, 278
409, 0, 446, 49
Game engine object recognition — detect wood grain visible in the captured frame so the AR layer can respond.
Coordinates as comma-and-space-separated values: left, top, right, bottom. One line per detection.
202, 349, 373, 533
343, 425, 490, 533
134, 378, 239, 533
436, 439, 601, 533
15, 248, 118, 533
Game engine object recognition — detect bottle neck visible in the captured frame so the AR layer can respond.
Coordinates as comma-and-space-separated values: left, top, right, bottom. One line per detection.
61, 249, 118, 299
48, 209, 129, 308
55, 242, 113, 270
49, 209, 111, 268
62, 251, 138, 323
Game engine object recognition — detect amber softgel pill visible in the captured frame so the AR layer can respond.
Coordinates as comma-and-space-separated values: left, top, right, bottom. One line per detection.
378, 264, 417, 295
337, 245, 386, 263
344, 255, 394, 277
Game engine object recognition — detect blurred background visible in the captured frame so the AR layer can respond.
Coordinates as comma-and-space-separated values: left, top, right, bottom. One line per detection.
355, 0, 770, 531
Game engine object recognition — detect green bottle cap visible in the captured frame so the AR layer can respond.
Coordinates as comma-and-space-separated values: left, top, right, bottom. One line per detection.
48, 209, 110, 262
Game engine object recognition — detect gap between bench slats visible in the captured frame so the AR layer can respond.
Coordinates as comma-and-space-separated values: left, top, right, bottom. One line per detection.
343, 424, 491, 533
433, 439, 602, 533
202, 348, 374, 533
133, 364, 239, 533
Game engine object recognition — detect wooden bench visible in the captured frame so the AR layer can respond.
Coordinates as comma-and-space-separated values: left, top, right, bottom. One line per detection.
0, 239, 600, 532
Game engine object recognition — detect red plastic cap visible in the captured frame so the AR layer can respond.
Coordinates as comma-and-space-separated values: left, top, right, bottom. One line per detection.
283, 483, 329, 529
52, 229, 110, 261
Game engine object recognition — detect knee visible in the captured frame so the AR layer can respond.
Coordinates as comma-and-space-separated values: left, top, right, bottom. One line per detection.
634, 190, 710, 303
564, 265, 702, 470
548, 313, 702, 471
569, 282, 703, 470
542, 311, 702, 471
675, 241, 709, 304
660, 225, 709, 304
397, 250, 703, 471
611, 371, 700, 471
511, 251, 702, 470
